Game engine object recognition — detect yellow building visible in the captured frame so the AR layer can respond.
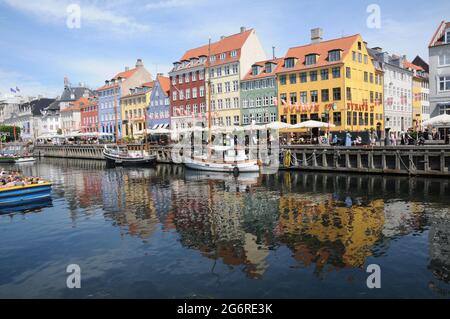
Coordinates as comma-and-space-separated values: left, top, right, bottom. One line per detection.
121, 82, 154, 138
276, 30, 384, 133
405, 61, 430, 129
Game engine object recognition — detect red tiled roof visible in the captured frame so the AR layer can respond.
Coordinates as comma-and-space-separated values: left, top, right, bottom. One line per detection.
243, 58, 284, 81
113, 68, 138, 80
157, 75, 170, 94
180, 29, 252, 61
61, 97, 89, 113
277, 34, 360, 73
404, 61, 424, 72
142, 81, 155, 88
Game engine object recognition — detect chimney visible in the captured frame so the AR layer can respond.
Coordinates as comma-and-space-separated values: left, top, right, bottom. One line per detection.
64, 77, 70, 88
240, 26, 246, 33
136, 59, 144, 68
311, 28, 323, 44
372, 47, 383, 53
272, 46, 276, 59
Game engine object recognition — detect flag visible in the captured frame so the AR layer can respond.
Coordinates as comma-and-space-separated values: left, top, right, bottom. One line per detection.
10, 88, 16, 93
16, 86, 20, 92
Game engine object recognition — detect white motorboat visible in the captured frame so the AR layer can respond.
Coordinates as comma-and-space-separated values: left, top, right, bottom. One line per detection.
14, 157, 36, 163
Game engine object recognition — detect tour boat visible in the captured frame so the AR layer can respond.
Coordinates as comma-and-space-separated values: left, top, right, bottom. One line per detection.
0, 182, 53, 208
0, 156, 16, 164
103, 145, 156, 167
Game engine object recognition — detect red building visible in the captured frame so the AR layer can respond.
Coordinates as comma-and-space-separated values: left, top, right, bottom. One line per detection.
80, 95, 98, 133
169, 54, 207, 131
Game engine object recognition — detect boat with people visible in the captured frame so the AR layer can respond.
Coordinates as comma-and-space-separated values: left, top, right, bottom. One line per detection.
0, 171, 52, 208
103, 145, 156, 167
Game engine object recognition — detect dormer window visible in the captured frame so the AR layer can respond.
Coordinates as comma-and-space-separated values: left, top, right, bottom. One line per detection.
231, 50, 237, 57
446, 30, 450, 44
285, 57, 296, 68
210, 55, 216, 62
252, 65, 261, 76
220, 53, 226, 60
265, 63, 273, 73
305, 54, 317, 66
328, 50, 341, 62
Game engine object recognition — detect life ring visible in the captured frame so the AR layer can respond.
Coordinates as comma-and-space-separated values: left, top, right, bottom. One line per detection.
233, 166, 240, 176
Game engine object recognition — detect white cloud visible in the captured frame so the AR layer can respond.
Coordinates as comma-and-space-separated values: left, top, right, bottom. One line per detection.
3, 0, 150, 33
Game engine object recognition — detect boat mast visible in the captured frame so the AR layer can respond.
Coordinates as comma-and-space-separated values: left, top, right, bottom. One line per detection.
207, 38, 212, 159
114, 82, 120, 144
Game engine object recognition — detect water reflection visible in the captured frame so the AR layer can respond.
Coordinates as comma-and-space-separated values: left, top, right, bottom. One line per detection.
2, 159, 450, 297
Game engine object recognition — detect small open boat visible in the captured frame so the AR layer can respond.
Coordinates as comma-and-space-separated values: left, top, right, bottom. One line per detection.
0, 182, 52, 208
103, 145, 156, 167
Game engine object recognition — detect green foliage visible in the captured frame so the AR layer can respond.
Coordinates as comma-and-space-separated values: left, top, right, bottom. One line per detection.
0, 125, 21, 142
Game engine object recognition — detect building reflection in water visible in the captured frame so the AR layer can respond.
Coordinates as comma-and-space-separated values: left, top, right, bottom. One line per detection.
13, 159, 450, 290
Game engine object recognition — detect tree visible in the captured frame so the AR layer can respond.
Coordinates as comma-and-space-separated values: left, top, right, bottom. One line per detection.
0, 125, 21, 142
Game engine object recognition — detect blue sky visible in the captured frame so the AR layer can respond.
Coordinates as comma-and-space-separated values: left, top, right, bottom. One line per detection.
0, 0, 449, 98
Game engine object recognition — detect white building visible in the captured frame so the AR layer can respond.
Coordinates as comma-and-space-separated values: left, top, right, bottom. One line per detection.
369, 48, 414, 135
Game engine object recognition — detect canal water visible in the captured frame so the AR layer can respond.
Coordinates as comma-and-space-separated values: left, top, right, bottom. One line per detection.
1, 158, 450, 299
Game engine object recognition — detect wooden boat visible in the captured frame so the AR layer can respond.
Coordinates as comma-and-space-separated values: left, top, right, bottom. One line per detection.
103, 145, 156, 167
0, 156, 16, 164
0, 182, 52, 208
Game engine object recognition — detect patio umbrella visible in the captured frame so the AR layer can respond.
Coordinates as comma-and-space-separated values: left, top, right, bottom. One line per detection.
264, 121, 294, 130
292, 120, 336, 129
423, 114, 450, 127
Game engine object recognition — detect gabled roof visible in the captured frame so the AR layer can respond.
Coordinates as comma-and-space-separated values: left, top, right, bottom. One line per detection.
61, 97, 89, 113
60, 86, 93, 102
429, 21, 450, 47
277, 34, 360, 73
113, 68, 138, 80
180, 29, 253, 61
157, 75, 170, 95
243, 58, 284, 81
19, 98, 56, 116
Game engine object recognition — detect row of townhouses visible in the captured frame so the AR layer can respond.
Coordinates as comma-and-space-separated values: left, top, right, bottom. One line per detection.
1, 22, 449, 141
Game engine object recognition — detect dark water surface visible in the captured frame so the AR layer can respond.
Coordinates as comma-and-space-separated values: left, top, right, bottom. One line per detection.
1, 158, 450, 298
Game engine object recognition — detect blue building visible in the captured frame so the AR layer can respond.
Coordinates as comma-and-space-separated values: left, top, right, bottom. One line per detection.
148, 74, 171, 129
97, 59, 153, 140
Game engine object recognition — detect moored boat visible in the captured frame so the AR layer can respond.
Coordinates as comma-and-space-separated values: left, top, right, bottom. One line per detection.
103, 145, 156, 167
14, 157, 36, 163
0, 182, 52, 208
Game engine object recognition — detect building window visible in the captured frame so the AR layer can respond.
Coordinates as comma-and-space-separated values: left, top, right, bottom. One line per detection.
310, 71, 318, 81
328, 50, 341, 62
300, 91, 307, 104
439, 76, 450, 91
346, 67, 351, 79
285, 58, 296, 68
290, 114, 297, 125
346, 87, 352, 101
290, 92, 297, 105
333, 112, 342, 126
280, 75, 287, 85
220, 53, 226, 60
280, 93, 287, 104
231, 50, 237, 57
305, 54, 317, 65
333, 88, 341, 101
446, 30, 450, 44
300, 72, 307, 83
332, 67, 341, 78
439, 53, 450, 66
364, 72, 368, 82
321, 69, 329, 80
311, 90, 318, 103
289, 74, 297, 84
321, 89, 329, 102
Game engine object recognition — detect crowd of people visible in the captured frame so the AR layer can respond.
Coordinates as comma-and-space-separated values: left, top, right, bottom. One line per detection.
0, 169, 46, 188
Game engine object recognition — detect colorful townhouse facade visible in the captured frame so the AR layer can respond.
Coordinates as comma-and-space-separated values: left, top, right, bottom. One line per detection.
369, 49, 413, 135
169, 46, 206, 131
148, 74, 171, 129
97, 59, 152, 141
169, 27, 266, 130
276, 29, 384, 134
121, 81, 154, 138
240, 58, 282, 124
60, 97, 89, 134
429, 21, 450, 117
405, 60, 430, 129
80, 95, 98, 133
